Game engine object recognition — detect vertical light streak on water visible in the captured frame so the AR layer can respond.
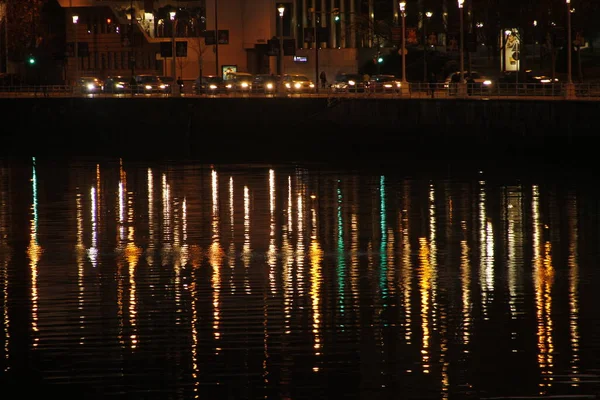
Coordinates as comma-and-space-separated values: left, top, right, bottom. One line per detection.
191, 259, 200, 398
400, 181, 412, 345
116, 164, 126, 347
243, 185, 251, 294
228, 177, 236, 294
88, 186, 98, 268
211, 169, 223, 352
27, 157, 41, 348
418, 237, 431, 373
531, 185, 555, 394
268, 170, 277, 295
478, 180, 494, 320
126, 188, 141, 350
1, 168, 11, 370
146, 168, 154, 267
161, 173, 172, 266
506, 187, 520, 323
379, 176, 387, 304
309, 203, 323, 372
349, 210, 359, 318
428, 184, 438, 326
296, 186, 305, 299
336, 184, 345, 322
76, 191, 85, 344
282, 176, 293, 334
567, 196, 580, 386
460, 221, 471, 349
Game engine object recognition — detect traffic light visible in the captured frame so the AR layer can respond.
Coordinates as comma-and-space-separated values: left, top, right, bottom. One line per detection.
28, 56, 36, 65
332, 8, 340, 21
377, 56, 383, 63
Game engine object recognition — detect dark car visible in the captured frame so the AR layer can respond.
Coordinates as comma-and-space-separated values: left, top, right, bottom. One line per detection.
76, 76, 103, 94
369, 74, 403, 93
132, 74, 171, 94
331, 73, 368, 93
103, 75, 131, 94
498, 70, 560, 88
252, 74, 279, 93
193, 75, 225, 94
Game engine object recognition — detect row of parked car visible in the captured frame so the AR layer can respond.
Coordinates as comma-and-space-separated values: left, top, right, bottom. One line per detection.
76, 74, 174, 94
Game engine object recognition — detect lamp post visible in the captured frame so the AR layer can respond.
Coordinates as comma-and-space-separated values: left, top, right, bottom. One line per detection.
423, 11, 432, 82
170, 11, 179, 95
458, 0, 464, 83
278, 5, 285, 76
399, 1, 406, 83
566, 0, 572, 84
72, 14, 79, 87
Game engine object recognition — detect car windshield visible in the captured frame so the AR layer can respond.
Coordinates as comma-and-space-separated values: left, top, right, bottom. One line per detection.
291, 75, 310, 81
374, 75, 396, 82
337, 74, 361, 82
204, 76, 222, 83
139, 76, 159, 83
469, 73, 481, 79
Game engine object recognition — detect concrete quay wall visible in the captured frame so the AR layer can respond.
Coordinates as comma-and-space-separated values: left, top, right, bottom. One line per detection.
2, 97, 598, 162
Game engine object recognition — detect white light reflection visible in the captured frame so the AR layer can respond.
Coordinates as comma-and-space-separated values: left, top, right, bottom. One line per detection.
567, 196, 580, 385
506, 186, 524, 325
379, 176, 388, 303
336, 184, 345, 321
296, 181, 305, 300
532, 185, 555, 394
146, 168, 155, 267
228, 177, 235, 294
27, 157, 42, 348
125, 173, 141, 350
460, 221, 471, 348
76, 191, 86, 344
1, 167, 12, 370
478, 180, 494, 320
282, 176, 294, 334
161, 173, 172, 266
268, 170, 277, 295
116, 162, 126, 347
400, 181, 412, 345
243, 185, 251, 294
211, 169, 223, 353
87, 187, 98, 268
309, 199, 323, 372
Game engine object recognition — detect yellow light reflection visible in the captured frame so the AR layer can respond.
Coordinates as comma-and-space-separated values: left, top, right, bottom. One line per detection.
1, 167, 12, 370
418, 237, 431, 373
532, 185, 555, 394
87, 187, 98, 268
268, 170, 277, 295
282, 176, 294, 334
161, 173, 172, 266
400, 182, 412, 344
309, 202, 323, 370
296, 187, 305, 298
146, 168, 155, 267
478, 181, 494, 320
506, 186, 524, 324
243, 185, 251, 294
27, 158, 42, 348
567, 197, 580, 385
76, 191, 86, 344
228, 177, 235, 294
350, 209, 359, 316
460, 221, 471, 348
210, 169, 223, 352
125, 181, 141, 350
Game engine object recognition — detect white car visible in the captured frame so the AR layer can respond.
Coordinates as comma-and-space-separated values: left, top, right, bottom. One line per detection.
444, 71, 493, 91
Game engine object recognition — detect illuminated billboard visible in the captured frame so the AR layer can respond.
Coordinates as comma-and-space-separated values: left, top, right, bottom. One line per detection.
501, 29, 520, 72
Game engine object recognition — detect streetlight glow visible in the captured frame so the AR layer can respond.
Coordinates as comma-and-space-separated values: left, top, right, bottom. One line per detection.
399, 1, 406, 12
399, 1, 407, 83
458, 0, 464, 8
169, 11, 176, 21
278, 5, 285, 17
72, 15, 79, 24
426, 11, 433, 18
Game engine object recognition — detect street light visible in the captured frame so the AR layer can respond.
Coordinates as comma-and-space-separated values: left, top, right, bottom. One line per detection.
458, 0, 464, 84
423, 11, 432, 82
399, 1, 406, 83
170, 11, 179, 95
72, 15, 79, 87
278, 5, 285, 77
566, 0, 572, 84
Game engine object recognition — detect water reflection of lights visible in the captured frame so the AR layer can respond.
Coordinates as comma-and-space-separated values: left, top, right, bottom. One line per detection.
296, 184, 305, 298
336, 184, 345, 319
27, 157, 42, 348
460, 221, 471, 348
379, 176, 388, 302
76, 191, 86, 343
532, 185, 555, 394
309, 201, 323, 371
211, 169, 223, 352
567, 197, 580, 385
243, 185, 251, 294
268, 170, 277, 295
418, 237, 432, 373
506, 187, 524, 324
282, 176, 294, 334
228, 177, 236, 294
1, 167, 12, 369
400, 181, 412, 344
478, 181, 494, 320
125, 173, 142, 350
87, 187, 99, 268
146, 168, 155, 267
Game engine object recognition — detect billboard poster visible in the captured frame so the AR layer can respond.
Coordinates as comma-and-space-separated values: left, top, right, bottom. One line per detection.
502, 29, 520, 71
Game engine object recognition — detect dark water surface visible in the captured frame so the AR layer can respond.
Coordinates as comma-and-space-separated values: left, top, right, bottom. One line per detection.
1, 158, 599, 399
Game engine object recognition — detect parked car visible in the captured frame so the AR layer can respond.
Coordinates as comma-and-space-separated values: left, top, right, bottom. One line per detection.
224, 72, 253, 92
193, 75, 225, 94
103, 75, 131, 94
282, 74, 315, 93
369, 74, 402, 93
76, 76, 103, 94
132, 74, 171, 94
331, 73, 369, 93
253, 74, 279, 93
444, 71, 494, 94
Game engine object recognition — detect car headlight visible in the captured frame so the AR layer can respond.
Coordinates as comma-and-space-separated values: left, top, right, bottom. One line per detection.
396, 83, 402, 87
483, 80, 492, 86
209, 84, 217, 89
160, 84, 167, 89
266, 83, 273, 89
87, 83, 95, 90
226, 84, 232, 89
145, 85, 152, 90
285, 83, 291, 88
348, 80, 356, 85
116, 83, 124, 89
241, 82, 249, 88
309, 83, 315, 88
540, 79, 551, 83
384, 83, 392, 88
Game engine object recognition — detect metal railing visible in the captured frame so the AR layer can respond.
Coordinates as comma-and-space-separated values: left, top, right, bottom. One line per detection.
1, 83, 600, 100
